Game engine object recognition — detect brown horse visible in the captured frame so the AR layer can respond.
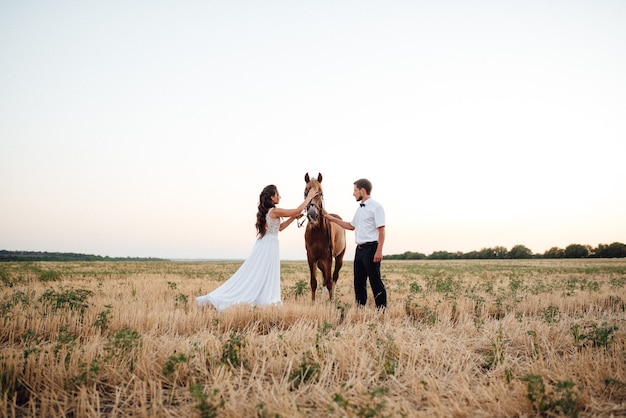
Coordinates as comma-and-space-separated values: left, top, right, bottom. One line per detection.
303, 173, 346, 301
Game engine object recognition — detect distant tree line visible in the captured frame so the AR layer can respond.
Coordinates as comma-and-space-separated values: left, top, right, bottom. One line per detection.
0, 250, 164, 262
384, 242, 626, 260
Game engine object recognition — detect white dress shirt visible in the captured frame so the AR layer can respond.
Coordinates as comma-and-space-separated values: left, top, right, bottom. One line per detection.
350, 198, 385, 245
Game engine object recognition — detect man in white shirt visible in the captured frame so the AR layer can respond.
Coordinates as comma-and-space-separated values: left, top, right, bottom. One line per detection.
325, 178, 387, 309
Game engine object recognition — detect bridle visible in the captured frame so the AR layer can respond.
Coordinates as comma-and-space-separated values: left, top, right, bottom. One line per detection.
297, 213, 307, 228
298, 189, 324, 228
299, 187, 335, 258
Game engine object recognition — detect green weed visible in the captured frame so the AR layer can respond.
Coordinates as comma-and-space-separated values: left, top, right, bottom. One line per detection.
410, 281, 422, 293
0, 269, 12, 287
542, 305, 561, 324
572, 322, 618, 349
190, 385, 224, 418
174, 293, 188, 307
1, 290, 33, 319
330, 386, 390, 416
293, 279, 308, 298
523, 374, 582, 417
289, 351, 320, 389
53, 325, 76, 363
483, 327, 505, 370
376, 333, 398, 378
221, 332, 245, 368
39, 270, 61, 283
104, 327, 142, 363
94, 305, 112, 332
70, 359, 101, 387
39, 288, 92, 315
163, 353, 189, 378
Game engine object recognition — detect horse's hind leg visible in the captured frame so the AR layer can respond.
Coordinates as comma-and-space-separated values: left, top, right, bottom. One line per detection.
332, 249, 345, 283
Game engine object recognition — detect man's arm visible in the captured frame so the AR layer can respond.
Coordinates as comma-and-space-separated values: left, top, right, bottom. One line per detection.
325, 214, 354, 231
374, 226, 385, 262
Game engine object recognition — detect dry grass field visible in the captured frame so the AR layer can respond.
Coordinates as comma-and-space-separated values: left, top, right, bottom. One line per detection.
1, 259, 625, 417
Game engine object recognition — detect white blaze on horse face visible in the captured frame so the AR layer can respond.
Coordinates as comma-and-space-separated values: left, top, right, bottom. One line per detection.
307, 204, 319, 222
305, 180, 324, 224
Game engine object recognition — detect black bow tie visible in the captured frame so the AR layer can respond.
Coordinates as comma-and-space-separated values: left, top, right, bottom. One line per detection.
360, 203, 365, 207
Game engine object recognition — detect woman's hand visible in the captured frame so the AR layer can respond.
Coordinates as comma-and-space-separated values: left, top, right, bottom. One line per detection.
306, 188, 318, 202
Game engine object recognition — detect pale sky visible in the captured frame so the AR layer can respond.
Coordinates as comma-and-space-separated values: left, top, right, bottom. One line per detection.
1, 1, 624, 260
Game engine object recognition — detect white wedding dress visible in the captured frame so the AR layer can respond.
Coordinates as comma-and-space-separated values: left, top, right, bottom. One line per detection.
196, 208, 282, 311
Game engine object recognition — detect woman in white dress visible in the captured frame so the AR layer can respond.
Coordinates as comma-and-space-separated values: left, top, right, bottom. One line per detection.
197, 185, 318, 311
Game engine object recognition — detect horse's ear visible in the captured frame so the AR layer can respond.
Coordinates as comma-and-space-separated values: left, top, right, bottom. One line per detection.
305, 172, 310, 183
317, 173, 323, 183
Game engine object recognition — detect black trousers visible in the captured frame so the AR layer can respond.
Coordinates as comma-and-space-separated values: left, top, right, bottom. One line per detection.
354, 242, 387, 309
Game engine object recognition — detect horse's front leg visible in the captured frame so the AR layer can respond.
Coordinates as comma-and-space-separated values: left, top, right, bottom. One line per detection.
308, 260, 318, 301
318, 258, 334, 300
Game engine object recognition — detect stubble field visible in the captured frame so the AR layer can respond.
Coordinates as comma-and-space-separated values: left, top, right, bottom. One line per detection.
1, 259, 625, 417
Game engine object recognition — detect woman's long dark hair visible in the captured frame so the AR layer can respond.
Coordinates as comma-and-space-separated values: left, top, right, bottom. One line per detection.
256, 185, 277, 238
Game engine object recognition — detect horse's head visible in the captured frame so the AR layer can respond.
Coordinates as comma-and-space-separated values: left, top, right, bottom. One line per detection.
304, 172, 324, 225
